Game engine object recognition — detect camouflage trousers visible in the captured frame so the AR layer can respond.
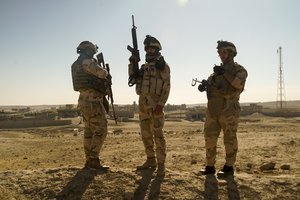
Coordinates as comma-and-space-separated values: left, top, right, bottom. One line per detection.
204, 98, 240, 166
139, 96, 166, 164
78, 93, 107, 161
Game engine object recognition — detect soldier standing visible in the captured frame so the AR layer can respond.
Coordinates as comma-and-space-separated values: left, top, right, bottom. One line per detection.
198, 40, 247, 177
128, 35, 171, 176
71, 41, 109, 170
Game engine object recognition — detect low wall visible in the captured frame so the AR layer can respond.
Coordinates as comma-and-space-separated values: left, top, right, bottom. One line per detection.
0, 118, 72, 129
261, 111, 300, 118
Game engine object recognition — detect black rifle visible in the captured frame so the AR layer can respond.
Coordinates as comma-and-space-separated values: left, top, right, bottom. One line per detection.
96, 52, 118, 124
127, 15, 140, 87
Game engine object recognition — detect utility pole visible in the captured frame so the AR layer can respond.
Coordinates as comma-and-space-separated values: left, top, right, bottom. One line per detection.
276, 46, 286, 109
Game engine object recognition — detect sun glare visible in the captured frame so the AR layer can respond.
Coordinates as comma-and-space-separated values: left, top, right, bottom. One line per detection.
177, 0, 189, 7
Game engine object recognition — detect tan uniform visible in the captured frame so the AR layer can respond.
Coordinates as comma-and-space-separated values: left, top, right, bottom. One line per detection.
72, 57, 108, 161
204, 61, 247, 166
131, 61, 171, 164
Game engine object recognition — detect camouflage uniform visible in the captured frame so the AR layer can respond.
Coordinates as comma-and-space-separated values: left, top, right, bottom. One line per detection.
200, 40, 248, 173
205, 61, 247, 166
128, 36, 171, 169
137, 61, 171, 164
71, 41, 109, 168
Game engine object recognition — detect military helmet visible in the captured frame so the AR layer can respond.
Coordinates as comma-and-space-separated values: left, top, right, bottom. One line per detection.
77, 41, 98, 54
216, 40, 237, 57
143, 35, 162, 51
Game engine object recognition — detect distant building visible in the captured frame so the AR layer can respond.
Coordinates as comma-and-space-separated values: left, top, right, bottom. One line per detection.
57, 104, 79, 118
240, 103, 263, 116
185, 106, 206, 121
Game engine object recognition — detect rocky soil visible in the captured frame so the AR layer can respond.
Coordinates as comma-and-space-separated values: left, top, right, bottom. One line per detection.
0, 115, 299, 199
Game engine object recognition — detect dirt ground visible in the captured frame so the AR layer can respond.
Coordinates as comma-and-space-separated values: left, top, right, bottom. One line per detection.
0, 114, 299, 200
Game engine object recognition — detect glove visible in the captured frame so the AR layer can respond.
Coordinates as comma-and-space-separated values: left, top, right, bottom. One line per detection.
129, 55, 140, 63
198, 84, 206, 92
213, 65, 225, 75
153, 105, 163, 115
198, 79, 207, 92
155, 56, 166, 70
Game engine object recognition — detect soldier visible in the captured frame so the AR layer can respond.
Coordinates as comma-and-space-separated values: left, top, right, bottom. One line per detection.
71, 41, 109, 171
128, 35, 171, 176
198, 40, 247, 177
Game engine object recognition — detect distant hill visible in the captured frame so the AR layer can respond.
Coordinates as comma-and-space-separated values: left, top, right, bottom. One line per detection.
242, 100, 300, 109
0, 105, 63, 111
186, 100, 300, 109
1, 100, 300, 111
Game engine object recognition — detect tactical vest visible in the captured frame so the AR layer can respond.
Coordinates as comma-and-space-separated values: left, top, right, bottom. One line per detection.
136, 62, 165, 96
71, 58, 107, 94
208, 62, 245, 100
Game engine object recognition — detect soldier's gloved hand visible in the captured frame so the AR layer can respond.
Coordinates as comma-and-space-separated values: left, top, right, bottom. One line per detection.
153, 105, 163, 115
129, 55, 140, 63
198, 84, 206, 92
139, 67, 144, 77
155, 56, 166, 70
213, 65, 225, 75
198, 79, 207, 92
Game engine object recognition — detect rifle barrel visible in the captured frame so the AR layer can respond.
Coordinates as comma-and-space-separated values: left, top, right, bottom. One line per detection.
132, 15, 135, 28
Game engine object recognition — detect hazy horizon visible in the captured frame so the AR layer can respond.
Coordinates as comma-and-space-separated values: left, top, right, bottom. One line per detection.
1, 100, 300, 108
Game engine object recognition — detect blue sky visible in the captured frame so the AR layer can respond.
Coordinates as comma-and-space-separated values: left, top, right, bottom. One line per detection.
0, 0, 299, 105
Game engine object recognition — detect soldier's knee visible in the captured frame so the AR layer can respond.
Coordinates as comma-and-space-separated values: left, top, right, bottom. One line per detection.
94, 131, 106, 138
140, 119, 151, 129
204, 130, 220, 139
205, 136, 218, 148
84, 128, 93, 137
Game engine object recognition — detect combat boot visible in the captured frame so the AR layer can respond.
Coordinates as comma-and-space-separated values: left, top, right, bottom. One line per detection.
87, 158, 110, 171
217, 165, 234, 178
136, 157, 157, 170
157, 163, 165, 176
199, 166, 216, 175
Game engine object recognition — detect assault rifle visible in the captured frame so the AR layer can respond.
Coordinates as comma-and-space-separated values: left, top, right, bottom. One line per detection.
97, 52, 118, 124
192, 77, 212, 99
127, 15, 140, 87
191, 78, 208, 92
